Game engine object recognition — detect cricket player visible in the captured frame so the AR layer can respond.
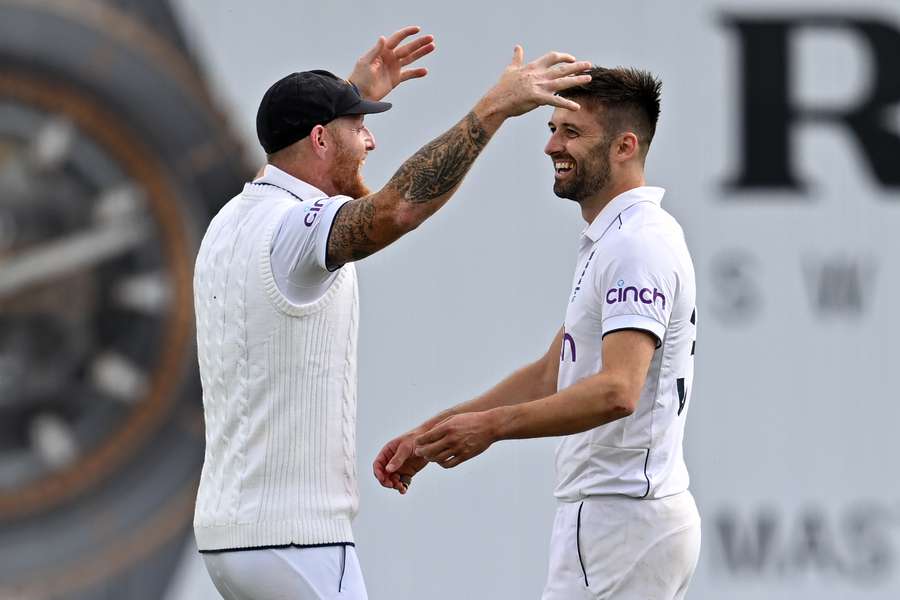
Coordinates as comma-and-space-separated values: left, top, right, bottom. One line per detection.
375, 66, 700, 600
192, 25, 592, 600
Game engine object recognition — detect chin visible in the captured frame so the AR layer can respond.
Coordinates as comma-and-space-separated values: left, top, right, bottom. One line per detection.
553, 182, 576, 201
332, 173, 371, 199
349, 180, 371, 199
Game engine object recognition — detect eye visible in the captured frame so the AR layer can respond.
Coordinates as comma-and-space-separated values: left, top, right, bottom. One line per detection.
565, 128, 579, 138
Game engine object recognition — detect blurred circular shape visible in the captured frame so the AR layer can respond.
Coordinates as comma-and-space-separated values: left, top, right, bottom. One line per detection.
0, 0, 250, 597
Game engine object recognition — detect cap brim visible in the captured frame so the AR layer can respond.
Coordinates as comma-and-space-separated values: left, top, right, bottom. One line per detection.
341, 98, 392, 116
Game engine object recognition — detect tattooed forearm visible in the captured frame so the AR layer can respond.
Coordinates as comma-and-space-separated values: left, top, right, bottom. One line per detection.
386, 111, 490, 203
326, 197, 377, 269
325, 111, 494, 267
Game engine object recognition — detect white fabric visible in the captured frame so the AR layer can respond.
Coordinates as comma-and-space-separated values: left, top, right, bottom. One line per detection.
542, 491, 701, 600
193, 168, 360, 551
555, 186, 697, 500
202, 545, 367, 600
262, 165, 353, 303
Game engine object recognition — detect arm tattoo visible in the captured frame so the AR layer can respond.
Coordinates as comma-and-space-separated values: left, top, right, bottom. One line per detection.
327, 197, 377, 268
327, 111, 491, 267
386, 111, 490, 203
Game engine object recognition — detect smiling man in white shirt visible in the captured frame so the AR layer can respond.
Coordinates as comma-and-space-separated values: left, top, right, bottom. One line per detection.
375, 67, 700, 600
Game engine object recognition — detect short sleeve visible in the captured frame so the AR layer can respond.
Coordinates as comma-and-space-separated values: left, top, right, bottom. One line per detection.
270, 195, 352, 303
593, 234, 677, 346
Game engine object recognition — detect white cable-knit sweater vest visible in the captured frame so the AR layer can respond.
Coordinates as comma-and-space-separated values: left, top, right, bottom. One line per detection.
192, 187, 359, 550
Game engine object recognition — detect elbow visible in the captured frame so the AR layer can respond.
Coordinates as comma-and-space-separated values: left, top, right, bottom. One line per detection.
601, 380, 639, 421
391, 204, 425, 235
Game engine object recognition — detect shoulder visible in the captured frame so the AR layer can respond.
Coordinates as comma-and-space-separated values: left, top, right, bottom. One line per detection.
611, 205, 686, 258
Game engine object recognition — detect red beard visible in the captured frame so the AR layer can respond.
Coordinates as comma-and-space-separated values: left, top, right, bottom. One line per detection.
330, 137, 371, 199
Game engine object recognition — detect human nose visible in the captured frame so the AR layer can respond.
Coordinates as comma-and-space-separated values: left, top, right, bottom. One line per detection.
363, 126, 375, 151
544, 131, 562, 156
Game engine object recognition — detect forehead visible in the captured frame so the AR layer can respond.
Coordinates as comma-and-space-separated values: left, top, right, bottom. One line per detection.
548, 104, 603, 131
332, 114, 364, 127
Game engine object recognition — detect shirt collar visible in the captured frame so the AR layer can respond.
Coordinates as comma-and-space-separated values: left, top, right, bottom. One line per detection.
252, 164, 329, 201
582, 186, 666, 242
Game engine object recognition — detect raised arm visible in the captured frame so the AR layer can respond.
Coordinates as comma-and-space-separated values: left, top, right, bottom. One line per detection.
326, 48, 592, 270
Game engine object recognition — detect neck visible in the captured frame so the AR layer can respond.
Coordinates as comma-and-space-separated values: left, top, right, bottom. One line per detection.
268, 158, 336, 196
579, 172, 646, 224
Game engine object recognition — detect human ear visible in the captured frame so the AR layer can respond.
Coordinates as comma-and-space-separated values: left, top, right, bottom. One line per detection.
309, 124, 329, 159
617, 132, 639, 161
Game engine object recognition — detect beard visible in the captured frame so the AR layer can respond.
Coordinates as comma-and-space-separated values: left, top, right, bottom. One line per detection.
329, 136, 371, 199
553, 136, 613, 203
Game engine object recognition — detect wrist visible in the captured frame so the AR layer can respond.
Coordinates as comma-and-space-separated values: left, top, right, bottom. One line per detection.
473, 92, 508, 133
347, 77, 370, 100
486, 406, 514, 442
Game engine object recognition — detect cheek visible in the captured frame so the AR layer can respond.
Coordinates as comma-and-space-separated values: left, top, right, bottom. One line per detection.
354, 137, 369, 157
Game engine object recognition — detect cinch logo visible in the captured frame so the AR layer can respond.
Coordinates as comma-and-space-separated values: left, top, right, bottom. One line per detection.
304, 198, 328, 226
606, 280, 667, 309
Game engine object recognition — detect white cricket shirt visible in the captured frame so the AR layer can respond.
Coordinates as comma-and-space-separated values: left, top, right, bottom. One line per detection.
554, 186, 697, 501
193, 166, 360, 550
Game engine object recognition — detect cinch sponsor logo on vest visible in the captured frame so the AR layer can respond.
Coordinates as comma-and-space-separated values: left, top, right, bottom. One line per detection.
304, 198, 328, 226
606, 279, 667, 309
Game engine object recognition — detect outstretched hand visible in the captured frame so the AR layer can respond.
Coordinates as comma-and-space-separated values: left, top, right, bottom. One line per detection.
484, 46, 593, 118
373, 430, 428, 495
349, 26, 435, 101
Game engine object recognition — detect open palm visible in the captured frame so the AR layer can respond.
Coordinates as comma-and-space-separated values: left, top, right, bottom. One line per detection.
349, 26, 435, 101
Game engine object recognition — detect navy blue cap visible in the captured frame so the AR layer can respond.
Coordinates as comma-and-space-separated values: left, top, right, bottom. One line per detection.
256, 70, 391, 154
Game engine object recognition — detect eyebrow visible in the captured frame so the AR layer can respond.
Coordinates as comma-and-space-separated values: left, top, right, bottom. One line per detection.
548, 121, 580, 131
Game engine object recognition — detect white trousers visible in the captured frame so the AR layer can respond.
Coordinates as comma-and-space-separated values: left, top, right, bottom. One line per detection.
542, 491, 701, 600
201, 544, 367, 600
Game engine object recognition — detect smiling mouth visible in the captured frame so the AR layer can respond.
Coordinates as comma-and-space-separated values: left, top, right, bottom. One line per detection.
554, 160, 574, 177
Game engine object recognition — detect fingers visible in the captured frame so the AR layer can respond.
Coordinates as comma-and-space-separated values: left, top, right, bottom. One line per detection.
547, 62, 593, 80
431, 448, 456, 464
440, 455, 465, 469
385, 25, 422, 49
414, 426, 444, 447
373, 451, 393, 487
398, 67, 428, 83
547, 95, 583, 111
395, 35, 435, 62
534, 51, 577, 69
415, 439, 446, 460
546, 74, 593, 93
362, 36, 387, 62
385, 441, 412, 474
399, 44, 435, 68
391, 473, 408, 492
510, 45, 525, 68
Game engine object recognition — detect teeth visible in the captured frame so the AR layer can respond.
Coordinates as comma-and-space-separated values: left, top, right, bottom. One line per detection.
554, 161, 574, 171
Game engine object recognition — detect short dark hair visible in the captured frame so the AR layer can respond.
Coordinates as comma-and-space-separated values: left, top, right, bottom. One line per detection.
558, 67, 662, 158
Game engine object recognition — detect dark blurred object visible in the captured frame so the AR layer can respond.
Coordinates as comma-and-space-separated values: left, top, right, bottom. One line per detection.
0, 0, 251, 598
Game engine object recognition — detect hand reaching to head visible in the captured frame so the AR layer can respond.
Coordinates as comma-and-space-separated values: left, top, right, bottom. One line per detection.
483, 46, 593, 119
